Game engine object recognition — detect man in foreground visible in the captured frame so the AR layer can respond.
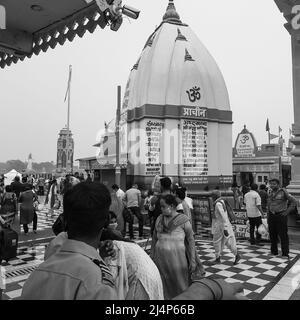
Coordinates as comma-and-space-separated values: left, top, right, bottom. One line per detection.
21, 182, 246, 300
21, 182, 117, 299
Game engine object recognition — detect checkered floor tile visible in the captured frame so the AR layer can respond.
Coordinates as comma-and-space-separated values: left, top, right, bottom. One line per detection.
34, 206, 63, 232
194, 238, 299, 300
1, 233, 299, 300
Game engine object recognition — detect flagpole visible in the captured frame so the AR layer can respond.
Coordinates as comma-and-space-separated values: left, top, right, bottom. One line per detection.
67, 65, 71, 140
65, 65, 72, 174
68, 66, 71, 174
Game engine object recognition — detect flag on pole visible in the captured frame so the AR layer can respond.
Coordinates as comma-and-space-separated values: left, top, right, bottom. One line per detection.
279, 126, 282, 133
269, 133, 279, 141
64, 65, 72, 102
266, 119, 270, 132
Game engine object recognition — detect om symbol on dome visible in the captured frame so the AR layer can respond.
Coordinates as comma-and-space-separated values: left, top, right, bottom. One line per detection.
240, 135, 250, 145
186, 86, 201, 103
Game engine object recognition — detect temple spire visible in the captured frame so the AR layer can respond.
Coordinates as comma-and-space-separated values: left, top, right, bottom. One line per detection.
163, 0, 182, 24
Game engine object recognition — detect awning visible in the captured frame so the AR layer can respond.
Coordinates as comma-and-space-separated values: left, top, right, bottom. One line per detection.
0, 0, 123, 68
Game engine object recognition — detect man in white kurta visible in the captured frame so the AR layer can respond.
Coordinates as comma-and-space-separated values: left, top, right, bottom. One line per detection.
211, 191, 241, 265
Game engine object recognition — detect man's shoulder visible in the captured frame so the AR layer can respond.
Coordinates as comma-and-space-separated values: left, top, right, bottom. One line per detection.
275, 188, 290, 198
22, 252, 116, 299
246, 190, 258, 197
40, 250, 111, 285
215, 200, 225, 208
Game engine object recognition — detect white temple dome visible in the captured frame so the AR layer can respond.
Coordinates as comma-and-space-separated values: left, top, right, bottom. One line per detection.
124, 0, 230, 112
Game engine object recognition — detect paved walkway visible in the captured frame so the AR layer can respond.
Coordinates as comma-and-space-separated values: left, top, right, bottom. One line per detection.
1, 201, 300, 300
2, 234, 300, 300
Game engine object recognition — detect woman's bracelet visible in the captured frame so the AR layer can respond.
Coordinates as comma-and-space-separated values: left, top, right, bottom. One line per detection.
192, 278, 223, 300
208, 278, 224, 300
191, 280, 217, 300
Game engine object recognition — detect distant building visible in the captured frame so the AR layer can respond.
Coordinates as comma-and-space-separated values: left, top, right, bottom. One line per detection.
23, 153, 36, 176
77, 124, 127, 189
56, 127, 74, 174
233, 126, 292, 187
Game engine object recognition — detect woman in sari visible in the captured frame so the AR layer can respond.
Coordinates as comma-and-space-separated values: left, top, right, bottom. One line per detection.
0, 185, 17, 226
151, 194, 196, 300
45, 179, 58, 217
175, 188, 206, 279
19, 184, 37, 235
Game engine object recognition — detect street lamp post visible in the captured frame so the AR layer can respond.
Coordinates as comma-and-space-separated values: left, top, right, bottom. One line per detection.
115, 85, 121, 187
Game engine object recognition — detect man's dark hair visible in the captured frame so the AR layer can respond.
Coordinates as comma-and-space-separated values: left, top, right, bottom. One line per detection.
22, 176, 27, 183
175, 188, 186, 201
160, 177, 172, 190
269, 178, 280, 185
14, 176, 20, 182
161, 194, 178, 207
5, 185, 12, 192
259, 184, 267, 190
148, 189, 154, 196
251, 183, 258, 191
108, 211, 117, 220
112, 184, 119, 190
64, 182, 111, 239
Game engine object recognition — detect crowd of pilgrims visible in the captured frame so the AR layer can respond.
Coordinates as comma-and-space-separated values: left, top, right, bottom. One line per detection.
0, 174, 248, 300
0, 172, 91, 235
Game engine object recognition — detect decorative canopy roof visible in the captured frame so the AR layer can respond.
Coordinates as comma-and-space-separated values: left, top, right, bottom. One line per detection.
124, 0, 230, 111
0, 0, 123, 68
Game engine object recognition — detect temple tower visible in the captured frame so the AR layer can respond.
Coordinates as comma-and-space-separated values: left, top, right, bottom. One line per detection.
56, 127, 74, 173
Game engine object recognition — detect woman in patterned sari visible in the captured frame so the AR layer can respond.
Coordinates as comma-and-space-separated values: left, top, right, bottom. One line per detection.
151, 194, 196, 300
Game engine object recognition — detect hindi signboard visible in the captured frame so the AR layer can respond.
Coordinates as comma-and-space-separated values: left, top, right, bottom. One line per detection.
193, 197, 211, 225
181, 120, 208, 182
145, 120, 164, 176
231, 210, 249, 239
181, 107, 207, 119
231, 210, 269, 240
235, 132, 256, 158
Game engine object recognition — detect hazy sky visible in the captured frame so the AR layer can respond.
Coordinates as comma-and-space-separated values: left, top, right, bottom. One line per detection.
0, 0, 294, 163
